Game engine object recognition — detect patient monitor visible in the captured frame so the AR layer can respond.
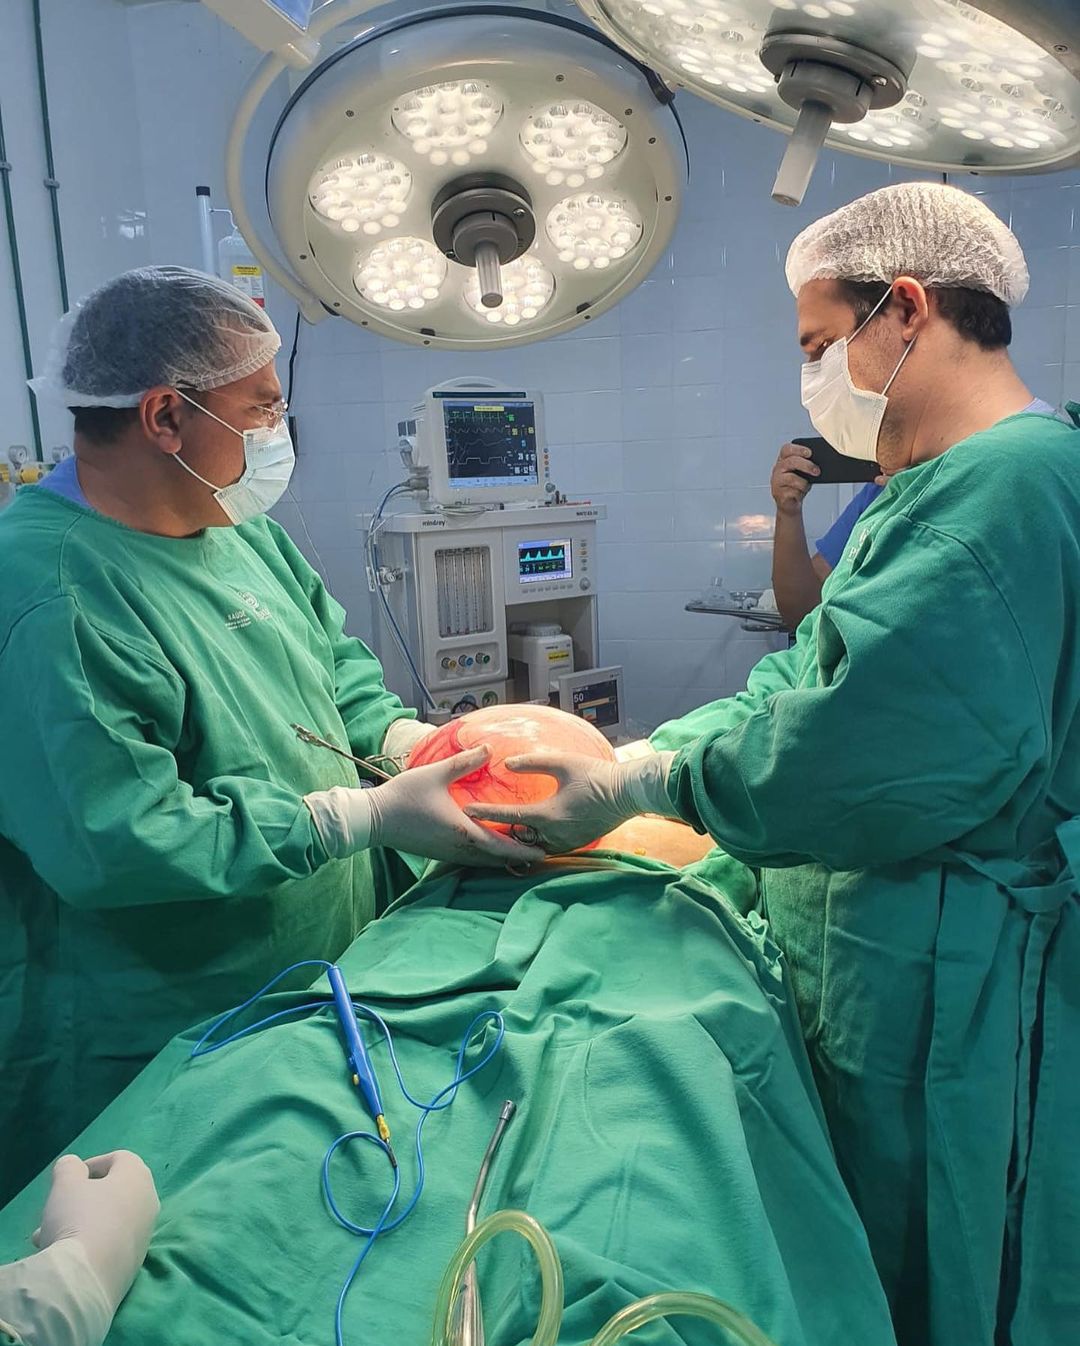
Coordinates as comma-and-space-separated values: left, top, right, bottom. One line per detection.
400, 382, 553, 509
373, 380, 625, 736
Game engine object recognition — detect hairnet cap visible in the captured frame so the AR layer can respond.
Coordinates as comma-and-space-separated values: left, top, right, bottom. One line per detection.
30, 265, 282, 408
785, 182, 1029, 307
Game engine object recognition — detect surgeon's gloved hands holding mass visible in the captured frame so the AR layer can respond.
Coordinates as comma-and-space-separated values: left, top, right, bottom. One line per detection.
465, 749, 679, 854
305, 748, 546, 868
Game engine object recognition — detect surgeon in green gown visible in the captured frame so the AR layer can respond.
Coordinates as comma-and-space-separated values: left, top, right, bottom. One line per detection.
466, 183, 1080, 1346
0, 267, 538, 1207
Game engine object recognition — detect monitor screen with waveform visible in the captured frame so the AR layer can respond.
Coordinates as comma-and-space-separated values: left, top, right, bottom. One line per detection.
517, 538, 572, 583
443, 399, 539, 489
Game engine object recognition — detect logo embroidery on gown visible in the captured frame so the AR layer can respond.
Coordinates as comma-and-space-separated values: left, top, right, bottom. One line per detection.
224, 589, 274, 631
845, 527, 872, 566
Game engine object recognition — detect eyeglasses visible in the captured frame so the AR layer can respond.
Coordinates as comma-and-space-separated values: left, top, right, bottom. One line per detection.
248, 398, 289, 430
181, 389, 288, 430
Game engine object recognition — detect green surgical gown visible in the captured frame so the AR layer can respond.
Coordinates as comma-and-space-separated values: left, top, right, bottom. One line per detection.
652, 408, 1080, 1346
0, 487, 417, 1204
0, 854, 898, 1346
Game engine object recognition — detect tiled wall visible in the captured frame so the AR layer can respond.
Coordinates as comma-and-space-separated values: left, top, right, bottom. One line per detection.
3, 0, 1079, 731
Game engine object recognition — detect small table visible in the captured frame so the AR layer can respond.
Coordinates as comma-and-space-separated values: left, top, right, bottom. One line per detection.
684, 600, 787, 633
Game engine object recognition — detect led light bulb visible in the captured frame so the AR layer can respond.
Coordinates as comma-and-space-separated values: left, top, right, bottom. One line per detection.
309, 154, 412, 238
392, 81, 504, 167
520, 99, 628, 187
545, 192, 643, 270
464, 253, 555, 326
590, 0, 771, 96
355, 236, 448, 311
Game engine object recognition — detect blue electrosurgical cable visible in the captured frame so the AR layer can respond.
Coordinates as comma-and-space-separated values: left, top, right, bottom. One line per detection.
189, 959, 506, 1346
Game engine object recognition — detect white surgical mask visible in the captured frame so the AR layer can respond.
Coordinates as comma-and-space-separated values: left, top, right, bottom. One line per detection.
174, 392, 294, 525
800, 286, 918, 462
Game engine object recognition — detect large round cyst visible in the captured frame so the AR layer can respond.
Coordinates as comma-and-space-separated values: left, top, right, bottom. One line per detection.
407, 703, 614, 831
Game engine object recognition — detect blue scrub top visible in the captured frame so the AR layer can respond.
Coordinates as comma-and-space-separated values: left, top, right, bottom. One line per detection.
38, 456, 90, 508
813, 397, 1057, 568
815, 482, 882, 569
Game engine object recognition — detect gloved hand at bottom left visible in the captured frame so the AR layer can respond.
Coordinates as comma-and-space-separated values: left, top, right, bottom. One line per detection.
0, 1151, 159, 1346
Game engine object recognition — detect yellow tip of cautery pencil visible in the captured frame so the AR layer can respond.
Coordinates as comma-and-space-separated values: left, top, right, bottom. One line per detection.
376, 1114, 396, 1168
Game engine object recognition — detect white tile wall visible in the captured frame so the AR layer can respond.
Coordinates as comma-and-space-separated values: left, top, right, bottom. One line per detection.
0, 0, 151, 456
2, 0, 1079, 729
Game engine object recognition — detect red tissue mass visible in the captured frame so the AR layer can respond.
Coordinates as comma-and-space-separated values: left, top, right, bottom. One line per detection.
407, 703, 614, 832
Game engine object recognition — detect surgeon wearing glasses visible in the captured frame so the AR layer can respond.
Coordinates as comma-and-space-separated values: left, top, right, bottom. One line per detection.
0, 266, 541, 1208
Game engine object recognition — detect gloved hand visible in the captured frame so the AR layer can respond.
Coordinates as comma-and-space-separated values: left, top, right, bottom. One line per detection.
464, 750, 678, 854
381, 715, 437, 766
305, 747, 545, 867
613, 738, 657, 763
33, 1152, 159, 1313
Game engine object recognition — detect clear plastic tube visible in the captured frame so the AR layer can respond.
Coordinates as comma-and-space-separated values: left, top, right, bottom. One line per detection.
433, 1214, 779, 1346
431, 1210, 564, 1346
589, 1292, 779, 1346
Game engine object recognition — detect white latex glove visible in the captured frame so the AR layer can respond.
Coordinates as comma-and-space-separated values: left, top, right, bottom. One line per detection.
0, 1239, 112, 1346
613, 738, 657, 763
464, 750, 678, 854
33, 1152, 159, 1316
305, 747, 545, 867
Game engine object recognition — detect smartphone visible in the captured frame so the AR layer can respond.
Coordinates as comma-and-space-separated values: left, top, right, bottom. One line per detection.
791, 436, 880, 484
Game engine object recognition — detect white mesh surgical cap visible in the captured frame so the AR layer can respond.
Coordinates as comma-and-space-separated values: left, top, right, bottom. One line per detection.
785, 182, 1029, 307
30, 265, 282, 408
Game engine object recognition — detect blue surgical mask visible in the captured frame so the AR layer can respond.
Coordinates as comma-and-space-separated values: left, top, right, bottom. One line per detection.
174, 392, 295, 525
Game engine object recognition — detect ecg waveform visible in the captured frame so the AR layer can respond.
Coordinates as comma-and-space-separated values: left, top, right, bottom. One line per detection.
445, 404, 538, 482
519, 544, 564, 569
518, 539, 571, 582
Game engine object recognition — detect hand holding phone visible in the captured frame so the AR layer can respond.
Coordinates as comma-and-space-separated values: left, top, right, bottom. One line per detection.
791, 436, 880, 484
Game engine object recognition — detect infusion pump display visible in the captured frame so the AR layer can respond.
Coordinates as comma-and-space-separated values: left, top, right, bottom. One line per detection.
442, 397, 539, 490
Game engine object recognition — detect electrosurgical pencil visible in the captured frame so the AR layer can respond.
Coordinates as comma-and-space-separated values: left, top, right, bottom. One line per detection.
327, 964, 396, 1167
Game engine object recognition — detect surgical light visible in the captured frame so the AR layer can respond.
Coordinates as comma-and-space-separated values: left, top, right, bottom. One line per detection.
568, 0, 1080, 203
464, 255, 556, 326
224, 2, 686, 348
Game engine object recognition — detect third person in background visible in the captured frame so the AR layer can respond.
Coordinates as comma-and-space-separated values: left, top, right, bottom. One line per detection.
768, 443, 881, 629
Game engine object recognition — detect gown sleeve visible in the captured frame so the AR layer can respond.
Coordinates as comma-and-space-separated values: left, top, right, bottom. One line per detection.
0, 597, 329, 910
665, 514, 1048, 870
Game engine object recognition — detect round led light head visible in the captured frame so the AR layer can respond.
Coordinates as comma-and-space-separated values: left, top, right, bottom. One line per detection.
354, 236, 448, 311
391, 80, 504, 168
570, 0, 1080, 180
266, 7, 685, 348
546, 192, 644, 270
